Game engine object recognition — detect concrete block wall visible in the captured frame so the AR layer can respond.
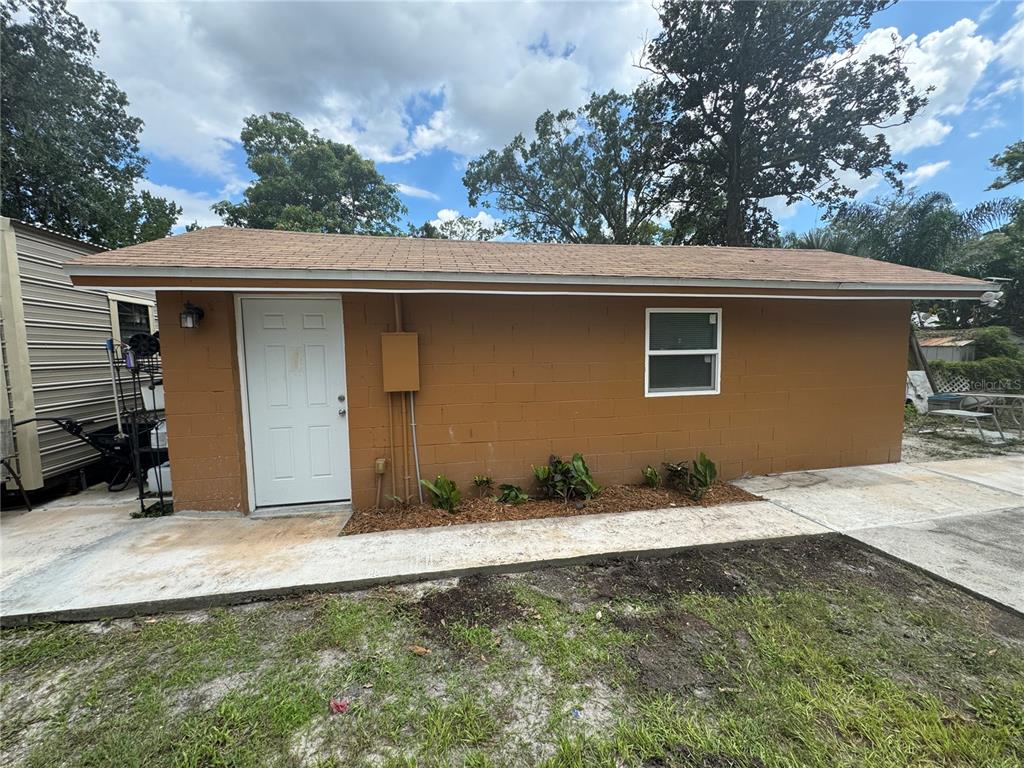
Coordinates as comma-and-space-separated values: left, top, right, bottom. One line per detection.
156, 291, 248, 512
156, 290, 910, 513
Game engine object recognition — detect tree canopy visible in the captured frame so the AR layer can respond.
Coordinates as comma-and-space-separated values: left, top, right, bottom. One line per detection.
989, 140, 1024, 191
1, 0, 179, 248
463, 90, 673, 244
408, 214, 504, 241
642, 0, 925, 246
213, 113, 405, 235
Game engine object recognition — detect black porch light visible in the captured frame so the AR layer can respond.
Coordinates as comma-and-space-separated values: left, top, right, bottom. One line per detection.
180, 301, 205, 329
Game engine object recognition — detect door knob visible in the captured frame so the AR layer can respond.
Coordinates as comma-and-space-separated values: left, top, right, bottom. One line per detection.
338, 408, 347, 416
338, 394, 346, 402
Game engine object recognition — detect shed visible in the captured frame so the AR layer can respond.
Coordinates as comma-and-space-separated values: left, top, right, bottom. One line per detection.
1, 218, 157, 491
66, 227, 993, 514
919, 336, 976, 362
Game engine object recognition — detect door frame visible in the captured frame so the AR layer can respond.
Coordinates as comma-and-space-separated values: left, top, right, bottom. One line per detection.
234, 293, 351, 512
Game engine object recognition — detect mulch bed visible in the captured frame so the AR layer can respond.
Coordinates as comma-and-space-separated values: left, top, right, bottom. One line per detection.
342, 481, 761, 535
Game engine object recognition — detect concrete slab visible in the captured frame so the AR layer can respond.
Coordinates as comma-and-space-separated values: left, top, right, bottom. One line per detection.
850, 508, 1024, 614
737, 456, 1024, 614
911, 455, 1024, 496
736, 461, 1023, 530
0, 499, 819, 624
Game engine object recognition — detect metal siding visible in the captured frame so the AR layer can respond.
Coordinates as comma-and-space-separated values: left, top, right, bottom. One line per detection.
13, 227, 156, 481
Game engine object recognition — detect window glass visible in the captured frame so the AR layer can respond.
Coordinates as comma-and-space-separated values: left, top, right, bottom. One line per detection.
648, 355, 714, 392
118, 301, 151, 338
646, 310, 720, 396
649, 311, 716, 350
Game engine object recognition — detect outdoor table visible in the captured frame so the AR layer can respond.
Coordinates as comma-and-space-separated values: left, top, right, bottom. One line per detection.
929, 409, 1006, 442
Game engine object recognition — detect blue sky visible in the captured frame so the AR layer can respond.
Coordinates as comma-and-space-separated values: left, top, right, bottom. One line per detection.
72, 0, 1023, 238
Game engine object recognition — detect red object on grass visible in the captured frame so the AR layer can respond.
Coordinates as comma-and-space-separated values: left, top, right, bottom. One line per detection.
329, 697, 350, 714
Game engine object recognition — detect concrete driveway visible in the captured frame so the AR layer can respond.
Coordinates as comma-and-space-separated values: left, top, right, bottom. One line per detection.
737, 455, 1024, 614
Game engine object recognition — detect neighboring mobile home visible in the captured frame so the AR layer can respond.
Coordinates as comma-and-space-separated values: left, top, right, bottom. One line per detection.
66, 227, 992, 514
1, 218, 157, 491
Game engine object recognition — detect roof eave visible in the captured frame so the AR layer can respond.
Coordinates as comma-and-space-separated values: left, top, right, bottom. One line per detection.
64, 263, 995, 298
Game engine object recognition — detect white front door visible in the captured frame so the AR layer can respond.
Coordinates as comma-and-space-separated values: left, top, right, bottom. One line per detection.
241, 298, 350, 508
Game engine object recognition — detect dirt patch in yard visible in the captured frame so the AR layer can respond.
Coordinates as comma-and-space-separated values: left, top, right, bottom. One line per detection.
614, 608, 721, 696
343, 481, 760, 535
414, 574, 525, 631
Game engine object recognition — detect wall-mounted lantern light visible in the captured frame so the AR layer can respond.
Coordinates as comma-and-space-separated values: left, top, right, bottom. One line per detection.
179, 301, 205, 329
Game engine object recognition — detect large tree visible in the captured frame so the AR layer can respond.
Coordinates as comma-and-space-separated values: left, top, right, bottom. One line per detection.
214, 113, 405, 235
1, 0, 179, 247
989, 140, 1024, 191
643, 0, 926, 246
408, 214, 504, 241
463, 90, 674, 244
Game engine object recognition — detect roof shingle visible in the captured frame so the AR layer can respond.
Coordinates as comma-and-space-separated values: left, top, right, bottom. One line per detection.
67, 226, 990, 290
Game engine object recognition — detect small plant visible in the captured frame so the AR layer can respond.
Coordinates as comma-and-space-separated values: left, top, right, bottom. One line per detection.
472, 475, 493, 496
641, 465, 661, 488
496, 484, 529, 505
533, 453, 600, 503
421, 474, 461, 513
664, 452, 718, 501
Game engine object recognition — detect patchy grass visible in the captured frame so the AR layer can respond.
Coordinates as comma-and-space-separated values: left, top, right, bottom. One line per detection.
2, 536, 1023, 767
902, 410, 1023, 462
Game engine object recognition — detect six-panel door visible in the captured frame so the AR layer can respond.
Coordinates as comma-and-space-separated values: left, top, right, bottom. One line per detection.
240, 298, 350, 507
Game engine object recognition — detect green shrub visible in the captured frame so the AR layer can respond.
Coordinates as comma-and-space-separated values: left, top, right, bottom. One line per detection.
472, 475, 493, 496
533, 453, 600, 503
641, 465, 661, 488
664, 452, 718, 500
421, 475, 461, 513
971, 327, 1021, 360
930, 357, 1024, 393
496, 484, 529, 505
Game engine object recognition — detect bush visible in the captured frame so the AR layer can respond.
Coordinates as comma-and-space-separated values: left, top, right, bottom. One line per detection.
496, 484, 529, 505
641, 465, 661, 488
664, 453, 718, 500
930, 357, 1024, 393
421, 474, 461, 513
472, 475, 493, 496
533, 453, 600, 503
971, 327, 1021, 360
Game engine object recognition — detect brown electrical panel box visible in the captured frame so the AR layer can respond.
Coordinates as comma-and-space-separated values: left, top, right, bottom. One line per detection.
381, 332, 420, 392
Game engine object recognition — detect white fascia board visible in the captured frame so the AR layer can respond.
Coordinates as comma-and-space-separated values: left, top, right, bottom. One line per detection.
64, 263, 995, 296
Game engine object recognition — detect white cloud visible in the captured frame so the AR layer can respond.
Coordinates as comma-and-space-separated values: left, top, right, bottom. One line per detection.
994, 4, 1024, 68
761, 196, 803, 221
430, 208, 501, 230
395, 183, 440, 201
71, 1, 658, 178
853, 20, 996, 154
137, 180, 225, 230
903, 160, 951, 186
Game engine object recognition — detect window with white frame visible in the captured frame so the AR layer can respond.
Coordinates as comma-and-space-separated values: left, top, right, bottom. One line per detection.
645, 309, 721, 396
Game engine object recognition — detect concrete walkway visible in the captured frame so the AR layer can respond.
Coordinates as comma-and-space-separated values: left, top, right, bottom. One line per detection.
2, 455, 1020, 623
0, 493, 817, 624
736, 455, 1024, 614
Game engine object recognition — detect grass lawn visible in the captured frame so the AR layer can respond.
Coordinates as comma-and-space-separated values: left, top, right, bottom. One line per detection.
2, 535, 1022, 767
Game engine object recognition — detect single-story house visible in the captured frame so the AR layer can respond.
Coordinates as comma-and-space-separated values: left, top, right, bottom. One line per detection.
66, 227, 992, 514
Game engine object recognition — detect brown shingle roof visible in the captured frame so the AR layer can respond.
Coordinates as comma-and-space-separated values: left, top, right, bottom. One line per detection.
67, 226, 990, 291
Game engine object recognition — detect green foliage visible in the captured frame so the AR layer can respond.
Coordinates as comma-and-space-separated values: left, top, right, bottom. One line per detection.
989, 140, 1024, 190
664, 452, 718, 500
495, 484, 529, 505
971, 327, 1022, 360
420, 475, 461, 513
471, 475, 493, 496
930, 358, 1024, 394
464, 90, 675, 244
0, 0, 180, 247
213, 112, 405, 235
408, 215, 504, 241
641, 465, 661, 489
533, 454, 600, 503
645, 0, 925, 245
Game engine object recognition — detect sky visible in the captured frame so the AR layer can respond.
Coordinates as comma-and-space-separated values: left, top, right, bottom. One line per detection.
69, 0, 1024, 238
